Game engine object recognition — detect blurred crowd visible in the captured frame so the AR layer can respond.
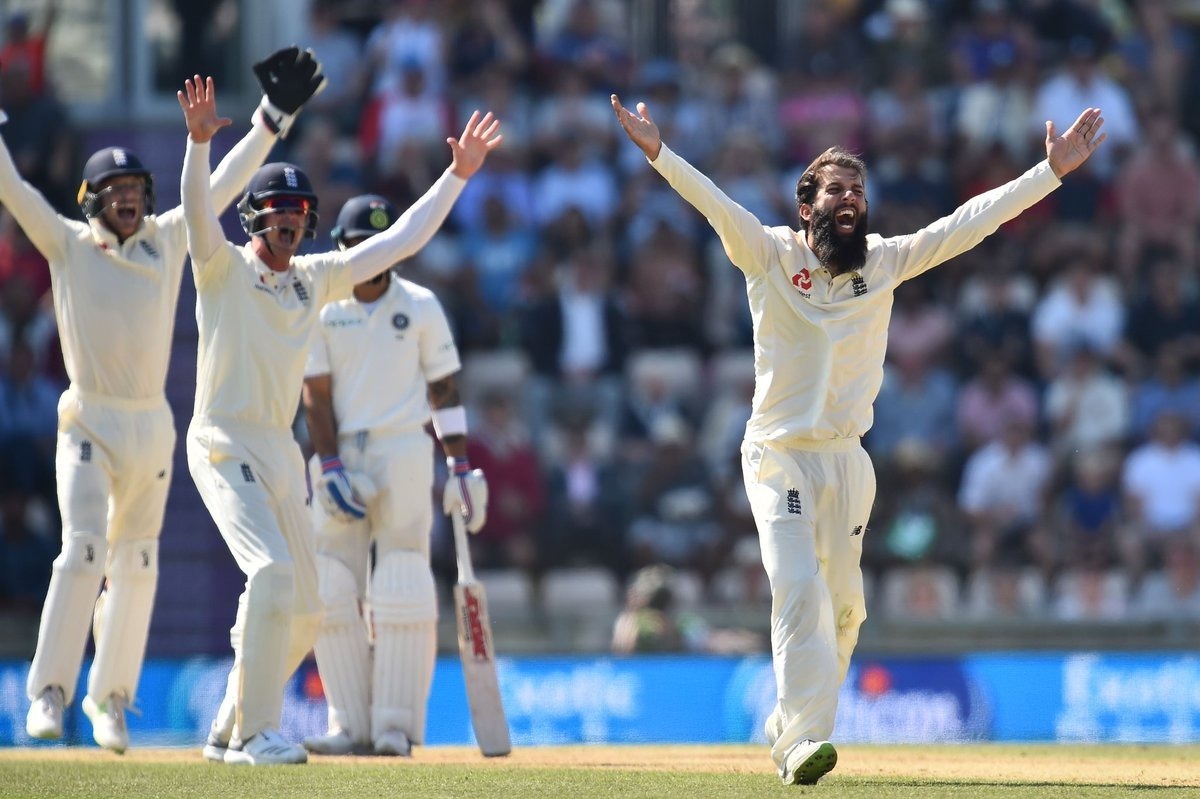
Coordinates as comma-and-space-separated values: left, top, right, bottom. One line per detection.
4, 0, 1200, 642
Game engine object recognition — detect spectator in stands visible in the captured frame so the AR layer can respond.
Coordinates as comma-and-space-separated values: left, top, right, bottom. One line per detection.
1043, 340, 1128, 459
1031, 251, 1124, 380
0, 273, 59, 379
300, 0, 367, 135
531, 64, 615, 163
1113, 107, 1199, 280
0, 337, 59, 512
954, 39, 1037, 167
1130, 538, 1200, 620
958, 414, 1054, 575
368, 60, 454, 178
624, 224, 707, 352
778, 52, 867, 169
0, 488, 54, 613
955, 254, 1037, 377
1120, 410, 1200, 577
694, 43, 780, 164
868, 352, 958, 466
445, 0, 529, 95
626, 414, 722, 587
0, 55, 76, 214
0, 5, 55, 98
465, 389, 545, 573
0, 208, 50, 302
537, 0, 630, 92
365, 0, 445, 100
1119, 255, 1200, 378
456, 194, 538, 348
867, 439, 963, 574
1051, 560, 1129, 621
887, 280, 954, 367
1055, 449, 1122, 570
955, 351, 1039, 453
1129, 345, 1200, 442
541, 409, 629, 582
532, 134, 619, 231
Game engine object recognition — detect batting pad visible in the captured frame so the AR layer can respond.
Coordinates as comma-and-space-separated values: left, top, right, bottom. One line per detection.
313, 555, 370, 743
234, 562, 294, 743
27, 532, 106, 703
370, 550, 437, 744
88, 539, 158, 704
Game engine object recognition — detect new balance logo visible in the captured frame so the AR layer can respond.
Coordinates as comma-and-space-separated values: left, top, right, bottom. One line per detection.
240, 463, 255, 483
787, 488, 802, 515
81, 441, 92, 462
141, 549, 150, 568
851, 525, 863, 537
157, 470, 166, 479
85, 544, 95, 563
851, 273, 868, 297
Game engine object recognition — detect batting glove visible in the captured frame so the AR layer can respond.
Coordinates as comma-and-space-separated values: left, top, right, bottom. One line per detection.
443, 457, 488, 533
253, 45, 326, 136
318, 456, 368, 522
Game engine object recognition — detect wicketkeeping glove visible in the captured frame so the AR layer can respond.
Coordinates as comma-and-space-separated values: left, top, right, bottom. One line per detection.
253, 45, 326, 136
443, 457, 488, 533
318, 455, 369, 522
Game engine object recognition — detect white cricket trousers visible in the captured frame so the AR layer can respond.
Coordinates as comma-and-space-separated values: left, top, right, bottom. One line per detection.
741, 438, 875, 768
27, 387, 173, 705
187, 419, 321, 744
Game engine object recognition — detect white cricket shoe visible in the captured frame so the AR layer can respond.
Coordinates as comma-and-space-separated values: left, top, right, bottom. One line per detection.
202, 729, 229, 763
373, 729, 412, 757
779, 739, 837, 785
82, 693, 130, 754
303, 728, 357, 755
26, 686, 65, 739
224, 729, 308, 765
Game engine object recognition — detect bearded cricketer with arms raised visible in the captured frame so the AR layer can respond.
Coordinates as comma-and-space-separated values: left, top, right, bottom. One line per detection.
612, 93, 1106, 785
178, 72, 501, 764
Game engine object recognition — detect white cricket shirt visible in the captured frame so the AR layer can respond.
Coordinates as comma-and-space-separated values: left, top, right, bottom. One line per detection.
305, 274, 460, 435
0, 120, 278, 401
182, 140, 465, 431
650, 144, 1061, 444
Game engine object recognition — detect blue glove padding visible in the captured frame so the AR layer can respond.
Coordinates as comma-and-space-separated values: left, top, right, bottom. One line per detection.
443, 457, 488, 533
319, 456, 368, 522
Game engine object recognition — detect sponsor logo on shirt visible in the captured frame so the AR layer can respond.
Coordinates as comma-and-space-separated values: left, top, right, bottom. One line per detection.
787, 488, 802, 515
792, 268, 813, 296
326, 318, 364, 328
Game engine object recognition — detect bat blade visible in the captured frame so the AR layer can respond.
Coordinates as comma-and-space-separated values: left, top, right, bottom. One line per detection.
454, 580, 511, 756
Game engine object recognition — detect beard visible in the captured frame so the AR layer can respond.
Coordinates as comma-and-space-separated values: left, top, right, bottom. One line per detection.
809, 206, 868, 273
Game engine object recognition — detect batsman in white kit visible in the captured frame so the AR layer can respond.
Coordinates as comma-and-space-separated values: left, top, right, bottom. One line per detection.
178, 73, 502, 764
299, 194, 488, 757
13, 47, 320, 754
613, 95, 1107, 784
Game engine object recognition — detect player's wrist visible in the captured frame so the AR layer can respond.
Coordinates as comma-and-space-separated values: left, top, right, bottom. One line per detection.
446, 455, 471, 476
320, 455, 344, 474
256, 96, 296, 137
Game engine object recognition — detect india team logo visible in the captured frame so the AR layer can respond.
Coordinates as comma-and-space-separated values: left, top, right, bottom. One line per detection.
369, 207, 390, 230
392, 313, 409, 330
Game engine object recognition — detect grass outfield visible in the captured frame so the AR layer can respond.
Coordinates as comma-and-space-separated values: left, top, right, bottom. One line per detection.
1, 744, 1198, 798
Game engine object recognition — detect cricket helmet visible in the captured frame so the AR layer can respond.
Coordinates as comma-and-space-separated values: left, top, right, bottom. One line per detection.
236, 161, 319, 239
331, 194, 397, 250
78, 147, 154, 218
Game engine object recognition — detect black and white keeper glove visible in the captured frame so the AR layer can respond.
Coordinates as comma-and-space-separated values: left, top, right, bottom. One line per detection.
253, 45, 326, 137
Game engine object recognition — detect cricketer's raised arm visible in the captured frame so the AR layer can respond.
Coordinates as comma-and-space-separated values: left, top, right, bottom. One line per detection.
341, 168, 467, 284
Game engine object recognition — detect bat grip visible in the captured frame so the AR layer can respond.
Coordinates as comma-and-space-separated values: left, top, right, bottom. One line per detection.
451, 508, 477, 584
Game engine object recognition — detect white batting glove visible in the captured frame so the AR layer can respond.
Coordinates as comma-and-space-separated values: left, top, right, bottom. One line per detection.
443, 457, 488, 533
318, 456, 368, 522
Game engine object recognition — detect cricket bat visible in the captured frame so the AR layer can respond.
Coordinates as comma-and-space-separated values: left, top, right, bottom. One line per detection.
450, 507, 512, 757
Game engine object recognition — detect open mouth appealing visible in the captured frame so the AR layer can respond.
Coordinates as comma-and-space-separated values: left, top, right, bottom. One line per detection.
835, 207, 857, 233
115, 205, 138, 224
277, 226, 297, 246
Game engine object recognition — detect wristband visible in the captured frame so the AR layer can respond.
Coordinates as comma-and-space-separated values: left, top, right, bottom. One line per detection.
432, 405, 468, 440
256, 97, 296, 137
320, 455, 344, 473
446, 456, 471, 476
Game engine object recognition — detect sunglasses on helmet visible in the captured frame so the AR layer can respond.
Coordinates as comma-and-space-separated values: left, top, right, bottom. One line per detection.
261, 196, 313, 212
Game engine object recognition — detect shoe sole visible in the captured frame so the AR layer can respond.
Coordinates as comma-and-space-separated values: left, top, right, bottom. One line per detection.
202, 744, 228, 763
783, 742, 838, 785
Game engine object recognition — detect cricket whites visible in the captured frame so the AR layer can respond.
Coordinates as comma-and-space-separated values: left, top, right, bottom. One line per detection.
451, 508, 511, 756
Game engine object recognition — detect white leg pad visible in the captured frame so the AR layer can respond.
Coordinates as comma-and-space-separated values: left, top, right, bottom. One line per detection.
370, 550, 437, 745
313, 555, 370, 744
27, 532, 106, 703
88, 539, 158, 704
233, 561, 294, 744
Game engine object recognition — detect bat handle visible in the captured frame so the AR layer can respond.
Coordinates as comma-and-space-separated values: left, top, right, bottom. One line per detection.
450, 507, 477, 584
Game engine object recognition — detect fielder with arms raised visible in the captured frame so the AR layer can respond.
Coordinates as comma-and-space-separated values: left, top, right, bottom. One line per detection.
16, 46, 322, 754
300, 194, 488, 758
612, 94, 1105, 785
177, 74, 501, 764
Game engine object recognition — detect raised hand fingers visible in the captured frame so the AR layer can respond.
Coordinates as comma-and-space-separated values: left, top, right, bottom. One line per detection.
471, 111, 495, 139
460, 110, 481, 142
